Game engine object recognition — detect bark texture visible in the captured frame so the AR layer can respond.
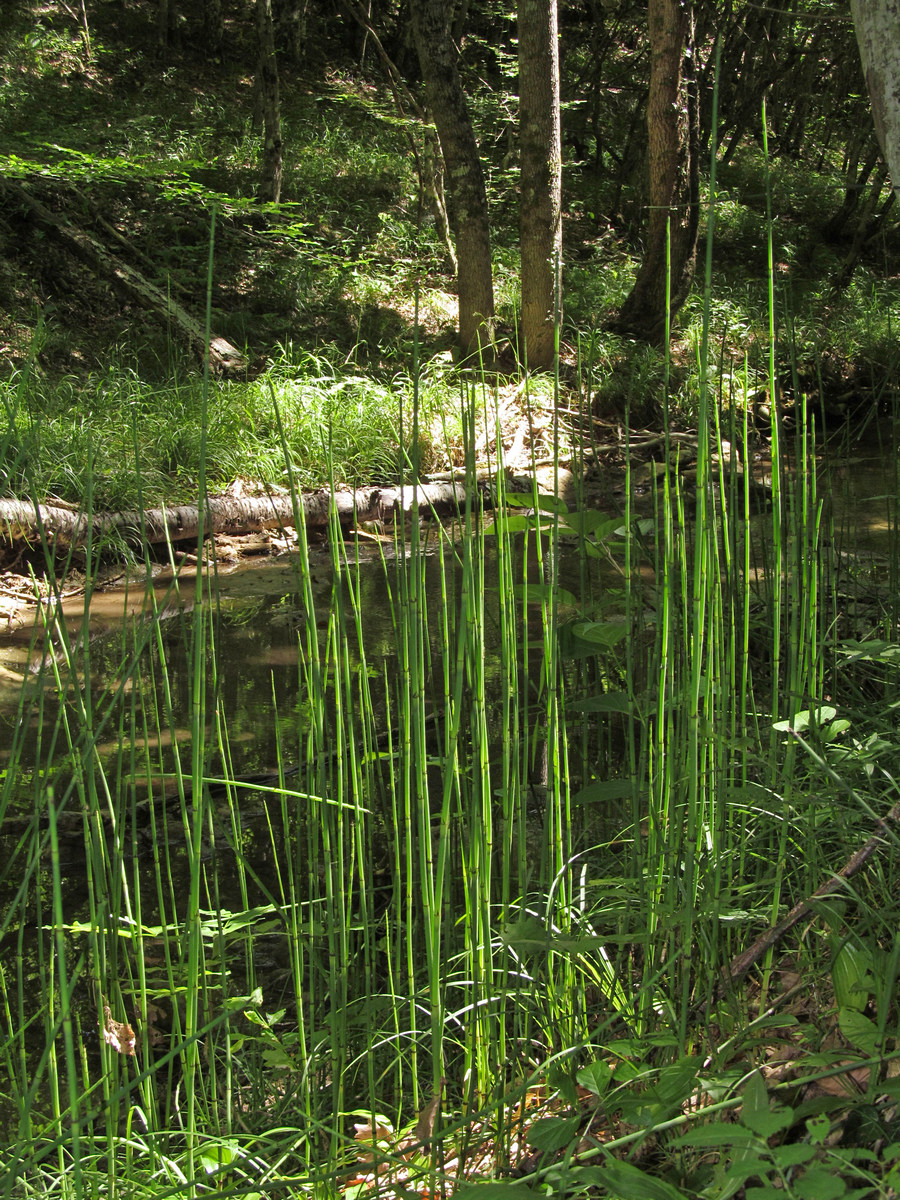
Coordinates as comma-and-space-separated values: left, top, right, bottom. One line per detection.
851, 0, 900, 201
615, 0, 699, 344
257, 0, 284, 204
409, 0, 495, 353
0, 483, 474, 549
518, 0, 562, 371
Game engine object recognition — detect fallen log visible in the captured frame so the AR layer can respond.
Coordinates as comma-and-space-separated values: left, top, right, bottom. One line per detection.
0, 482, 472, 550
0, 176, 246, 377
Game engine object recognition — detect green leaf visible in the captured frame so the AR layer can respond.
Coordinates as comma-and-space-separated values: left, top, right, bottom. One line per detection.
838, 1007, 880, 1056
525, 1115, 580, 1153
573, 779, 637, 804
838, 639, 900, 664
771, 1143, 817, 1167
570, 618, 629, 647
200, 1139, 239, 1172
793, 1168, 847, 1200
565, 512, 626, 540
484, 513, 543, 533
773, 705, 836, 733
577, 1060, 612, 1097
741, 1072, 794, 1138
675, 1124, 761, 1149
513, 583, 579, 607
806, 1114, 832, 1145
725, 1158, 775, 1184
262, 1045, 296, 1068
831, 943, 874, 1012
590, 1160, 689, 1200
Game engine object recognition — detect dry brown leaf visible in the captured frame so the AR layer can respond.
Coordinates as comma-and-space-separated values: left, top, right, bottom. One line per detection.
101, 1003, 136, 1057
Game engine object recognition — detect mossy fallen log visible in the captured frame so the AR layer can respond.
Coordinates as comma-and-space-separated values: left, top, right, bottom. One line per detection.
0, 482, 471, 549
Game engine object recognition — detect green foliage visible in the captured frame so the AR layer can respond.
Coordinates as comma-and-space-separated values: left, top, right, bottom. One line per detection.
2, 5, 900, 1198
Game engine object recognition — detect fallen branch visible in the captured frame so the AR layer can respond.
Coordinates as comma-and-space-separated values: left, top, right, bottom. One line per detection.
717, 794, 900, 998
0, 481, 471, 550
0, 176, 246, 376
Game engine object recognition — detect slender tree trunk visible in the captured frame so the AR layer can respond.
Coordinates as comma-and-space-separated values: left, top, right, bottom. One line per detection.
518, 0, 562, 371
423, 121, 457, 273
851, 0, 900, 202
202, 0, 225, 57
339, 0, 457, 271
272, 0, 307, 64
615, 0, 699, 344
257, 0, 284, 204
409, 0, 495, 354
158, 0, 170, 55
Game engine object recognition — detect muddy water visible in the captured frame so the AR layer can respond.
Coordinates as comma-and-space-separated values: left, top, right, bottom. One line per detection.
1, 446, 895, 814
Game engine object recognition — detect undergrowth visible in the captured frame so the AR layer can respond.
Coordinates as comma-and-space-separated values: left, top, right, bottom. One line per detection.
1, 11, 900, 1200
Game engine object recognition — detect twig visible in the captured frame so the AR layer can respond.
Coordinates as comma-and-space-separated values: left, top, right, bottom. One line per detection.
717, 794, 900, 997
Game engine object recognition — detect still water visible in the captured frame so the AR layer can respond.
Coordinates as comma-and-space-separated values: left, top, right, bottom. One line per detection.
0, 445, 895, 1142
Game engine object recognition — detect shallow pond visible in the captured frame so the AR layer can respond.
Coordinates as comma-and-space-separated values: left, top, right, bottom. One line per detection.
1, 443, 897, 1147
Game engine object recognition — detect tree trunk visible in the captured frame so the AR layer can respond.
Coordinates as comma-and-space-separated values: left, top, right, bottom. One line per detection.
423, 121, 457, 273
518, 0, 562, 371
202, 0, 225, 57
257, 0, 284, 204
409, 0, 495, 355
614, 0, 699, 344
157, 0, 180, 57
851, 0, 900, 202
338, 0, 457, 272
272, 0, 307, 65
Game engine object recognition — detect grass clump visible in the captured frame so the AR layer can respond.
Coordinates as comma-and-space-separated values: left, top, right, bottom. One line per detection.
0, 347, 458, 511
2, 367, 900, 1197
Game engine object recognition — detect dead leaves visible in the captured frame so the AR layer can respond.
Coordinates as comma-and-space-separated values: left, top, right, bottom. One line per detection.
101, 1000, 136, 1057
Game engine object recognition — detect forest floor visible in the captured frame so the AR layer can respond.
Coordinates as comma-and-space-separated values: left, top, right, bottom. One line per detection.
0, 4, 898, 599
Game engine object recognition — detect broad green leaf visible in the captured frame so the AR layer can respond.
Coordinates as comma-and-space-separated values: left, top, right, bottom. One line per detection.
831, 942, 874, 1011
577, 1059, 612, 1096
838, 1007, 880, 1056
675, 1124, 760, 1149
806, 1114, 832, 1145
823, 719, 851, 739
725, 1158, 776, 1184
573, 779, 637, 804
793, 1168, 846, 1200
570, 618, 629, 647
773, 705, 835, 733
222, 988, 262, 1012
513, 583, 579, 607
565, 512, 626, 539
622, 1057, 703, 1127
771, 1143, 817, 1167
484, 513, 544, 533
200, 1139, 239, 1172
525, 1115, 580, 1153
262, 1045, 296, 1069
590, 1160, 689, 1200
838, 639, 900, 664
741, 1072, 794, 1138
